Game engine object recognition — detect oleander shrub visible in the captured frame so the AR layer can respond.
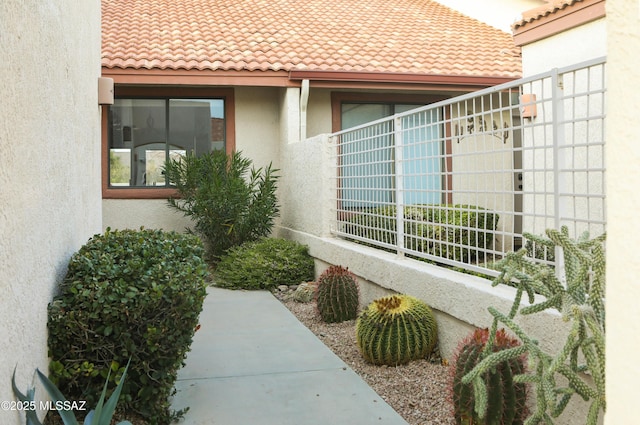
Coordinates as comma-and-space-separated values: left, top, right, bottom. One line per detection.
345, 204, 498, 262
214, 238, 315, 290
47, 228, 209, 425
164, 149, 279, 262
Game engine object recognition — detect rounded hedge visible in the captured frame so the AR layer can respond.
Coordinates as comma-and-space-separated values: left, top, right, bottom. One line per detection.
47, 228, 209, 424
214, 238, 315, 290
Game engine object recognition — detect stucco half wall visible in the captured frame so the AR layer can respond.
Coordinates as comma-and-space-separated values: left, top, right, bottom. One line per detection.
0, 1, 102, 423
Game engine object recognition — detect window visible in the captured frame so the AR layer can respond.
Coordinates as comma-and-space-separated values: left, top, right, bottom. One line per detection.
108, 98, 225, 188
333, 93, 446, 207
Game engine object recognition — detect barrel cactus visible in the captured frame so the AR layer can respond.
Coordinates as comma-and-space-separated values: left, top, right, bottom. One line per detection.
450, 328, 528, 425
315, 265, 359, 323
356, 294, 438, 366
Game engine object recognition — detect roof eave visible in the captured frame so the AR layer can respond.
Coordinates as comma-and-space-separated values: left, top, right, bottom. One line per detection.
513, 0, 606, 46
101, 66, 521, 92
289, 70, 520, 88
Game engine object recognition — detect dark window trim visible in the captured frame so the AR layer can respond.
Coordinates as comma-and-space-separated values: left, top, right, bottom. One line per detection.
330, 92, 449, 132
102, 86, 235, 199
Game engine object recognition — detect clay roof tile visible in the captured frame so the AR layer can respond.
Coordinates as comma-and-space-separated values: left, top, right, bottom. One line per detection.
102, 0, 521, 78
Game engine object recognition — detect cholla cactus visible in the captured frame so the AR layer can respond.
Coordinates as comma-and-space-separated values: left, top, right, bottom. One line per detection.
462, 226, 605, 425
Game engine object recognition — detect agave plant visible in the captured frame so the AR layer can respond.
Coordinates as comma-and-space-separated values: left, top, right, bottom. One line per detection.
12, 360, 132, 425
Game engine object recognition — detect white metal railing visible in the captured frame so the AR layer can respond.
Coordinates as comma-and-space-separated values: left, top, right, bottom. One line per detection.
330, 58, 606, 276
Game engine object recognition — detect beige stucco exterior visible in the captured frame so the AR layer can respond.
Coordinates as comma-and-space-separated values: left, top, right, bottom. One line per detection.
605, 0, 640, 423
521, 18, 607, 76
0, 1, 102, 423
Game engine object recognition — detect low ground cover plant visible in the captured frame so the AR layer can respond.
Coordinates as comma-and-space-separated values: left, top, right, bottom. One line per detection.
164, 150, 279, 262
47, 228, 209, 424
214, 238, 315, 290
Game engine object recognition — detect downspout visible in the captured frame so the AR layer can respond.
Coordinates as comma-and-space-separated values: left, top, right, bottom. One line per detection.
300, 79, 309, 141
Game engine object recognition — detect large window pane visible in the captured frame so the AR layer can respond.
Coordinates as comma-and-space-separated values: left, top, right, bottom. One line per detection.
169, 99, 225, 154
339, 102, 442, 207
108, 98, 225, 187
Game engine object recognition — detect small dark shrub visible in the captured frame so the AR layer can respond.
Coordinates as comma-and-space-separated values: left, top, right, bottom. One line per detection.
214, 238, 315, 290
164, 150, 279, 262
345, 204, 498, 262
47, 228, 209, 424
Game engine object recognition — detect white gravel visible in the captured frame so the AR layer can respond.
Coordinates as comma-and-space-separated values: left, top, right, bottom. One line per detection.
278, 292, 456, 425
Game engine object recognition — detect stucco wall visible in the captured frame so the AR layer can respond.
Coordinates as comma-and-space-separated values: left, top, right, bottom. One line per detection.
102, 199, 193, 233
605, 0, 640, 423
235, 86, 282, 170
0, 1, 101, 423
520, 18, 607, 76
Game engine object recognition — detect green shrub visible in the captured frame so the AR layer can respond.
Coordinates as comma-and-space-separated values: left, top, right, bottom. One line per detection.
47, 228, 209, 424
214, 238, 315, 290
345, 204, 498, 262
164, 150, 280, 262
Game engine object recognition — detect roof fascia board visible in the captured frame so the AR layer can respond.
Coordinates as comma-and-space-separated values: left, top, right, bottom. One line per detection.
513, 0, 606, 46
102, 68, 298, 87
289, 70, 517, 88
101, 68, 518, 91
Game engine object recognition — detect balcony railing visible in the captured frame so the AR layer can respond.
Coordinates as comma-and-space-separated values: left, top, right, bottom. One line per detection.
330, 58, 606, 277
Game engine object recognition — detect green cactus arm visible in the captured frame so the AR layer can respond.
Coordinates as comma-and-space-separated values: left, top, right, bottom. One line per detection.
471, 375, 488, 419
584, 316, 606, 371
546, 229, 591, 265
513, 373, 539, 383
580, 334, 605, 398
555, 364, 598, 401
486, 307, 541, 352
461, 345, 528, 385
520, 293, 563, 316
549, 392, 572, 418
588, 243, 606, 324
586, 399, 604, 425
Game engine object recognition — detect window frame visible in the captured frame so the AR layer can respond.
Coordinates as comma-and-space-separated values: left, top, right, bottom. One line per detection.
102, 87, 235, 199
330, 92, 448, 132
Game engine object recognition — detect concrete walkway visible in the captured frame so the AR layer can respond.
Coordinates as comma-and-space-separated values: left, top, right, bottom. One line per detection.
171, 287, 408, 425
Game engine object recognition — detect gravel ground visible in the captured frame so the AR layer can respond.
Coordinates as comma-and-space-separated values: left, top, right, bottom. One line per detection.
275, 288, 456, 425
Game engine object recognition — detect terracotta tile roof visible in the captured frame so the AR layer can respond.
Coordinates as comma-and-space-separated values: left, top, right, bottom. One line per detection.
102, 0, 521, 78
514, 0, 583, 29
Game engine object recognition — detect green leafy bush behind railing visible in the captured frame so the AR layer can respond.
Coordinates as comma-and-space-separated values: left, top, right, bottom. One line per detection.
47, 228, 209, 424
344, 204, 498, 262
